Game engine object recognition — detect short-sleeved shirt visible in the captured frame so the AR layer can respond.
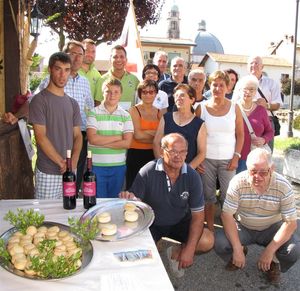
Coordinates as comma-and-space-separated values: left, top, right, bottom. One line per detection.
94, 69, 140, 110
130, 159, 204, 226
78, 64, 101, 101
29, 89, 82, 175
223, 171, 297, 231
39, 74, 94, 131
87, 103, 133, 166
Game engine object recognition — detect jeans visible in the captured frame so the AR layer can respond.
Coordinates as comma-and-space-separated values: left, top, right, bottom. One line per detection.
214, 221, 300, 272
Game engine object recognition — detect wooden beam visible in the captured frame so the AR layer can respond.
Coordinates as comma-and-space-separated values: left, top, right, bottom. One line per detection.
0, 0, 5, 114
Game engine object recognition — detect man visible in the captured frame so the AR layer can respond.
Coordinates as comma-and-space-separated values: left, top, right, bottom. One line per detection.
94, 45, 139, 111
120, 133, 214, 278
29, 52, 82, 199
153, 51, 170, 82
188, 69, 207, 110
234, 56, 282, 150
214, 148, 300, 284
39, 40, 94, 195
79, 38, 101, 105
159, 56, 188, 112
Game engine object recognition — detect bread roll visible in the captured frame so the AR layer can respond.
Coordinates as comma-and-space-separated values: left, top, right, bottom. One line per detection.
124, 202, 137, 212
124, 210, 139, 222
97, 212, 111, 224
14, 257, 27, 270
101, 223, 117, 236
26, 226, 37, 236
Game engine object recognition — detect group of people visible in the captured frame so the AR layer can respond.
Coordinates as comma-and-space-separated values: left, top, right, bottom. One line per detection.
2, 40, 299, 285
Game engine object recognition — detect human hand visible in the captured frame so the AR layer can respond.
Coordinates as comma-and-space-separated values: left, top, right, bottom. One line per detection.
232, 247, 246, 269
251, 136, 266, 147
2, 112, 18, 125
119, 191, 139, 200
196, 163, 205, 174
227, 156, 239, 171
256, 98, 268, 109
257, 248, 274, 272
59, 159, 66, 174
178, 246, 194, 269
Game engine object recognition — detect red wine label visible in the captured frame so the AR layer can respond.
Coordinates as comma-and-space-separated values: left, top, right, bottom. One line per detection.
83, 182, 96, 197
63, 182, 76, 197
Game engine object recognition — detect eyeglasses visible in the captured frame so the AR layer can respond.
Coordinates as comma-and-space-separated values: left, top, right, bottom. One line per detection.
145, 71, 158, 75
191, 78, 205, 82
242, 88, 256, 93
141, 90, 156, 95
163, 147, 188, 157
249, 168, 270, 177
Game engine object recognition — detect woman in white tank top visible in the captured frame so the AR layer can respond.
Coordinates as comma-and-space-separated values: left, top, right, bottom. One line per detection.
195, 70, 244, 232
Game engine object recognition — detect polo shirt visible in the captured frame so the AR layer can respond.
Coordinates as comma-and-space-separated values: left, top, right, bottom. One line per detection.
94, 69, 140, 110
78, 64, 101, 100
223, 170, 297, 231
86, 103, 133, 167
130, 159, 204, 226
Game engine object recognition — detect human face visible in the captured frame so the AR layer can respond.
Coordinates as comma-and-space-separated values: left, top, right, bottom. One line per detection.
83, 43, 96, 65
144, 69, 159, 81
155, 55, 168, 74
241, 83, 257, 102
171, 59, 185, 80
189, 73, 205, 92
174, 88, 194, 110
67, 44, 84, 73
210, 78, 228, 99
103, 84, 122, 108
227, 73, 237, 92
111, 49, 127, 71
248, 57, 263, 78
162, 137, 188, 170
248, 158, 272, 193
141, 86, 157, 104
49, 61, 71, 88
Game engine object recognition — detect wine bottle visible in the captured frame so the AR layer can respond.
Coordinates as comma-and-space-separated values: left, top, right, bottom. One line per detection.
83, 150, 97, 209
63, 149, 76, 210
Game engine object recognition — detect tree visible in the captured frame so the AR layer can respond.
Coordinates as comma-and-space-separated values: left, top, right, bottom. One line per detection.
281, 78, 300, 96
38, 0, 165, 50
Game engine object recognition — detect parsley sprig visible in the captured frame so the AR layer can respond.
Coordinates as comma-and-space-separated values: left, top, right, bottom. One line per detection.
4, 209, 44, 234
68, 217, 99, 243
0, 239, 11, 266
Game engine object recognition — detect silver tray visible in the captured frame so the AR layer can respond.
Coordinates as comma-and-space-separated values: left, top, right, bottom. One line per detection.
0, 221, 93, 280
80, 199, 155, 241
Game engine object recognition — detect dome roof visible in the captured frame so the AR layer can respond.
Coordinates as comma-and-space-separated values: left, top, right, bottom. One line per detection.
192, 20, 224, 56
171, 4, 179, 12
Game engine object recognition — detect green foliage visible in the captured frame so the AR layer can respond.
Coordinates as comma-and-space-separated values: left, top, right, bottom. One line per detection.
68, 217, 99, 243
30, 74, 43, 93
281, 78, 300, 96
4, 209, 45, 234
30, 53, 42, 71
0, 239, 11, 266
275, 137, 300, 152
293, 115, 300, 130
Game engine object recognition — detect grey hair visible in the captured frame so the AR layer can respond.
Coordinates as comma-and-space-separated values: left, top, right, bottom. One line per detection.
170, 56, 185, 68
188, 69, 206, 82
161, 133, 188, 150
153, 51, 168, 64
239, 75, 259, 90
246, 148, 273, 168
247, 55, 263, 65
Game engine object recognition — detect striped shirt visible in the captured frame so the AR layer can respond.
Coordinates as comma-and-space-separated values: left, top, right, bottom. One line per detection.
223, 171, 297, 231
39, 74, 94, 131
87, 103, 133, 166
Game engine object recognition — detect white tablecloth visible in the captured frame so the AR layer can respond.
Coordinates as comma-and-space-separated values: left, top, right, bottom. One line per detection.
0, 199, 174, 291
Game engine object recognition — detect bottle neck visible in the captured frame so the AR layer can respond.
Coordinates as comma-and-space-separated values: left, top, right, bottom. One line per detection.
87, 158, 92, 171
66, 157, 72, 171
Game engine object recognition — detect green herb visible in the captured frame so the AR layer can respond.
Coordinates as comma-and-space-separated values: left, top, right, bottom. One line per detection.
0, 239, 11, 266
29, 239, 81, 278
4, 209, 45, 234
68, 217, 99, 243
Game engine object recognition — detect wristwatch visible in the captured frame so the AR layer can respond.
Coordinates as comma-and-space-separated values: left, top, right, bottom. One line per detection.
267, 103, 271, 110
234, 152, 241, 158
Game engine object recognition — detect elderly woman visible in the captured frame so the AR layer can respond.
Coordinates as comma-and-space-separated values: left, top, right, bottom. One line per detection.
126, 79, 163, 189
236, 75, 274, 173
153, 83, 206, 172
195, 70, 244, 232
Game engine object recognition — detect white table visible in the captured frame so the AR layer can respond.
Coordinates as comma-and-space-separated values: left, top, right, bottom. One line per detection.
0, 199, 174, 291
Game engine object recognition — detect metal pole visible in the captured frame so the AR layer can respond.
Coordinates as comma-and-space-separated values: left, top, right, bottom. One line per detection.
288, 0, 299, 137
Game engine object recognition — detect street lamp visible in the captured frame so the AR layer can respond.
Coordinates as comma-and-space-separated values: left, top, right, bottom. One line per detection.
288, 0, 299, 137
30, 3, 43, 38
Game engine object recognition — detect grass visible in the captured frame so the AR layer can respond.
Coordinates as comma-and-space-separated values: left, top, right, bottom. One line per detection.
274, 137, 300, 152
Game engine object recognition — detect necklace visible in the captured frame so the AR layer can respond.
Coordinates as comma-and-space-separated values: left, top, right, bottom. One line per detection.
241, 102, 254, 112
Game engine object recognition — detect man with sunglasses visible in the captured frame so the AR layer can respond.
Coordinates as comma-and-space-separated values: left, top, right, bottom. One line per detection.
215, 148, 300, 284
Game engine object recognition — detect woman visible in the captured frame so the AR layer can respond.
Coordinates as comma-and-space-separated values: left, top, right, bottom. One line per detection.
140, 64, 168, 114
225, 68, 239, 100
153, 83, 206, 171
236, 75, 274, 173
195, 70, 244, 232
126, 79, 162, 189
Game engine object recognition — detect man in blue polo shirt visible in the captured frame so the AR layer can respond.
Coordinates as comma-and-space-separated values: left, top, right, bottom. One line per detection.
120, 133, 214, 277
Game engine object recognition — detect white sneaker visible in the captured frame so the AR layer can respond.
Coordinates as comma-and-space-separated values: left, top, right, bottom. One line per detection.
166, 246, 185, 278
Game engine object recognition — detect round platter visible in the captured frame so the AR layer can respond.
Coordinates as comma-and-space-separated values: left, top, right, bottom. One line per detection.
0, 221, 93, 280
80, 199, 155, 242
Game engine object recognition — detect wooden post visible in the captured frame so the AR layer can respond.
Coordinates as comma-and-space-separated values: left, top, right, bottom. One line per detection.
0, 0, 5, 114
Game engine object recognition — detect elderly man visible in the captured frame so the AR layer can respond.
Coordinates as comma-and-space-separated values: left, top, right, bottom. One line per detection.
214, 148, 300, 284
153, 50, 170, 82
120, 133, 214, 278
188, 69, 207, 110
79, 39, 101, 105
159, 57, 188, 112
94, 45, 139, 111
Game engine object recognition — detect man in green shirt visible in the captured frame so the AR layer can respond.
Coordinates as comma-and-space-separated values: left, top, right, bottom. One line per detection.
95, 45, 140, 111
79, 39, 101, 105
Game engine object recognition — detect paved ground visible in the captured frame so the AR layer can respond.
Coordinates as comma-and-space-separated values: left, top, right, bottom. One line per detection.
159, 124, 300, 290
